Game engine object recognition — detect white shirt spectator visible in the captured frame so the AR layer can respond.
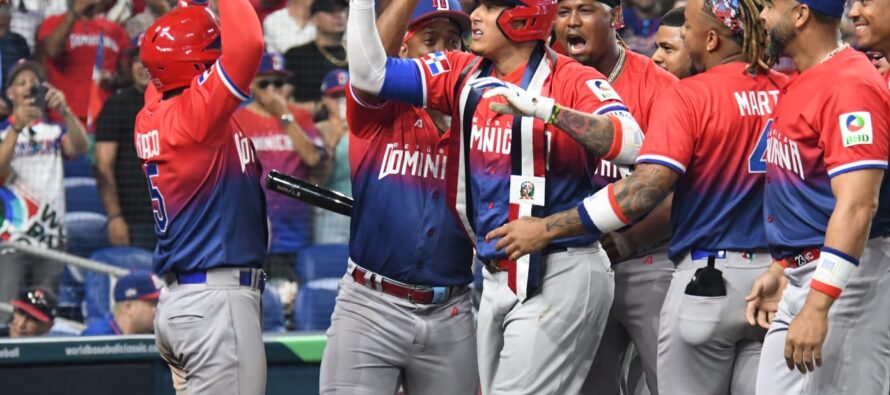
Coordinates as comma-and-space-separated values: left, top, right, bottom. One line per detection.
9, 0, 66, 51
263, 7, 315, 53
0, 121, 66, 248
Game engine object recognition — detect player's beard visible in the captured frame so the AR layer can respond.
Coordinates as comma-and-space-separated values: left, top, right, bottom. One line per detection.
765, 20, 794, 61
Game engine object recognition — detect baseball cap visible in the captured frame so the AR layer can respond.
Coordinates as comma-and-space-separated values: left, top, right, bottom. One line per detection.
321, 68, 349, 96
6, 60, 46, 87
257, 52, 290, 76
310, 0, 348, 15
114, 271, 161, 302
11, 287, 58, 323
799, 0, 844, 17
407, 0, 470, 34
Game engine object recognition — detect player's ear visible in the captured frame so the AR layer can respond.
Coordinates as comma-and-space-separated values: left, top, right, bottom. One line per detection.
610, 6, 625, 29
705, 29, 719, 52
400, 44, 408, 58
794, 4, 810, 29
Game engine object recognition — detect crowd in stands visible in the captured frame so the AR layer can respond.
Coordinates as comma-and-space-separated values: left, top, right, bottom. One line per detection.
0, 0, 885, 338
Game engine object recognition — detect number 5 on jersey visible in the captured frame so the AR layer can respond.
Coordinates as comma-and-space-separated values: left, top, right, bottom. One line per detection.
145, 163, 169, 233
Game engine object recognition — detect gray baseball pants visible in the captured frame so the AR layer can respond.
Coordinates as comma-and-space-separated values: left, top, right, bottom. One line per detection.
154, 268, 266, 395
582, 246, 674, 395
657, 251, 770, 395
319, 264, 479, 395
756, 236, 890, 395
477, 243, 614, 395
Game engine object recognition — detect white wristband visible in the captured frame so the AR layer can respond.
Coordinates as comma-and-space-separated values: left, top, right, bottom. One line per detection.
811, 247, 858, 299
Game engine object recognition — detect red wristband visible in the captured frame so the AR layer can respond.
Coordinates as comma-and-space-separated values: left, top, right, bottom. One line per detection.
601, 115, 624, 161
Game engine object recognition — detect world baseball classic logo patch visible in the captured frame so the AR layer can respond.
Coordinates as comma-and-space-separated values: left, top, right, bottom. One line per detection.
839, 112, 873, 147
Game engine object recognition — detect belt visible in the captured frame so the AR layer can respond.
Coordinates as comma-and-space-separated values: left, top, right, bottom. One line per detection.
166, 268, 266, 292
782, 248, 821, 269
483, 246, 570, 272
349, 264, 464, 304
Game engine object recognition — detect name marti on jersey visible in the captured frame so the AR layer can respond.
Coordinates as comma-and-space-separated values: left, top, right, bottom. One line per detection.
378, 143, 447, 181
734, 90, 780, 117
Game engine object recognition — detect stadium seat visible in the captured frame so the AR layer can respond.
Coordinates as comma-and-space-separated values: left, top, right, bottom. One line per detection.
84, 247, 154, 322
64, 177, 105, 214
294, 244, 348, 283
263, 286, 286, 333
293, 278, 339, 331
64, 211, 109, 258
62, 155, 93, 178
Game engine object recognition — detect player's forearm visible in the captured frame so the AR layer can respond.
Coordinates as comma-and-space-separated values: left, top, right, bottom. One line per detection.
576, 164, 677, 236
377, 0, 420, 56
218, 0, 264, 92
809, 169, 883, 301
551, 107, 643, 165
616, 192, 673, 253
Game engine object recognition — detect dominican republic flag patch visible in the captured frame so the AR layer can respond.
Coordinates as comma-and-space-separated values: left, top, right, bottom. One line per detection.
422, 52, 451, 76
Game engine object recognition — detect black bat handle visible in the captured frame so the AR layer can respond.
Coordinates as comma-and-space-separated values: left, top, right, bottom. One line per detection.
266, 170, 354, 217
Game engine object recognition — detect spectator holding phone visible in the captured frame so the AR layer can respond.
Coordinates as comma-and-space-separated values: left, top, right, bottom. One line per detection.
0, 60, 88, 323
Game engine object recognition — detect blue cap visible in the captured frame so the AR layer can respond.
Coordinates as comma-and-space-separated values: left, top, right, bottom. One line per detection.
114, 271, 161, 302
408, 0, 470, 33
800, 0, 844, 18
258, 52, 290, 76
321, 68, 349, 95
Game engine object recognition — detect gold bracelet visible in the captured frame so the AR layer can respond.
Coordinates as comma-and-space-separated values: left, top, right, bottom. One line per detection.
547, 104, 561, 125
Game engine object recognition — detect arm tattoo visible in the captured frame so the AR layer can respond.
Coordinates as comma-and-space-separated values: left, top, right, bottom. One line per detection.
544, 208, 586, 238
612, 164, 677, 221
552, 107, 615, 157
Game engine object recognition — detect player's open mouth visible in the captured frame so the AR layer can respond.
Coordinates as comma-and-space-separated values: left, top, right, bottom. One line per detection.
472, 28, 483, 39
853, 22, 869, 35
566, 35, 588, 53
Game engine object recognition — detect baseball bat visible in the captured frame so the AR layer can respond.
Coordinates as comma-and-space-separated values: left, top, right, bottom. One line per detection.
266, 170, 354, 217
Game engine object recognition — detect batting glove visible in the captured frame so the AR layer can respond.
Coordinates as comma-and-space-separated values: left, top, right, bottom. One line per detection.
474, 77, 556, 122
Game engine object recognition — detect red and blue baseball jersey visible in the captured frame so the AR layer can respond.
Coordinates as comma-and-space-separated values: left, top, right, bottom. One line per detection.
764, 48, 890, 258
400, 51, 630, 260
592, 49, 677, 187
346, 87, 474, 286
134, 62, 267, 275
637, 62, 788, 261
234, 105, 322, 254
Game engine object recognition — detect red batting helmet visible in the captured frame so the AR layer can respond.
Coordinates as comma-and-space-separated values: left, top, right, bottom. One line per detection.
496, 0, 558, 42
140, 5, 222, 92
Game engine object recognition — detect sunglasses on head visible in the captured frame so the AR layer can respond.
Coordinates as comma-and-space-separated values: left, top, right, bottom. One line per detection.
258, 79, 286, 89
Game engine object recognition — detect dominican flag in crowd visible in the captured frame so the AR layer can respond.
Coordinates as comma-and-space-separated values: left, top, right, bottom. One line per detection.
86, 32, 105, 131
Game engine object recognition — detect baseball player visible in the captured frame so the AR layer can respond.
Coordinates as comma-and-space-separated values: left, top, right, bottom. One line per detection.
849, 0, 890, 88
652, 6, 695, 79
749, 0, 890, 393
487, 0, 788, 393
554, 0, 677, 393
347, 0, 645, 392
135, 1, 267, 394
319, 1, 479, 393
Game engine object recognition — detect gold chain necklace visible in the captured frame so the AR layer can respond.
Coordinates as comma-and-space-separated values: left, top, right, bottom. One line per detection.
608, 46, 627, 83
318, 43, 348, 67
